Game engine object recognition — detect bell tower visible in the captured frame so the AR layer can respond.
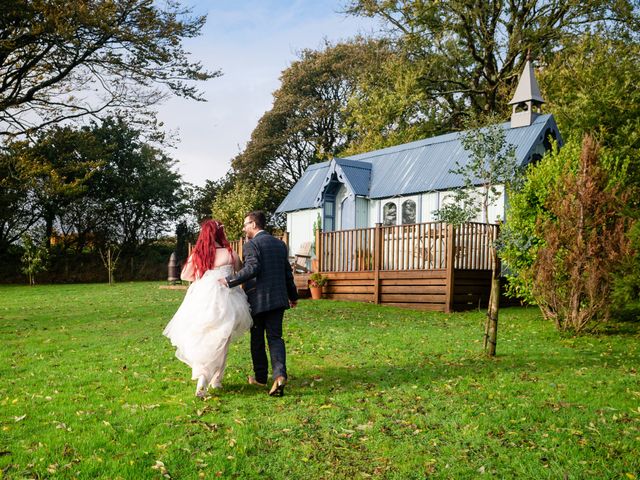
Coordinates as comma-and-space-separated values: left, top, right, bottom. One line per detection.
509, 54, 545, 128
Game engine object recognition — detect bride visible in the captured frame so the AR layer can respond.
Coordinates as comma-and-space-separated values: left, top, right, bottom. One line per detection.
163, 219, 252, 397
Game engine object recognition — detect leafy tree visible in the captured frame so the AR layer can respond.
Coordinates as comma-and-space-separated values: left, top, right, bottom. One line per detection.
345, 0, 639, 145
20, 233, 49, 285
0, 147, 40, 251
501, 137, 633, 304
500, 30, 640, 307
538, 31, 640, 177
532, 135, 633, 333
0, 0, 218, 137
232, 39, 390, 207
343, 50, 455, 154
432, 117, 518, 355
191, 173, 237, 222
175, 221, 195, 263
211, 182, 268, 240
16, 126, 102, 250
434, 118, 518, 224
612, 222, 640, 317
91, 117, 187, 249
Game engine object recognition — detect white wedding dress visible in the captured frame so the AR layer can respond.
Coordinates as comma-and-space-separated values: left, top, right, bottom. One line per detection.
163, 263, 252, 387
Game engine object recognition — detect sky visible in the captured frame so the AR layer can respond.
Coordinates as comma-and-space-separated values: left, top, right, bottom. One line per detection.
156, 0, 380, 187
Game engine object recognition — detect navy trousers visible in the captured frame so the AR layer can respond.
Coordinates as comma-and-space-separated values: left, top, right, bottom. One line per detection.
251, 308, 287, 384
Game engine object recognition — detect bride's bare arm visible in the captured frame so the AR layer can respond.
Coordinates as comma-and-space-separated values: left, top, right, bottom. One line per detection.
232, 251, 242, 272
180, 255, 196, 282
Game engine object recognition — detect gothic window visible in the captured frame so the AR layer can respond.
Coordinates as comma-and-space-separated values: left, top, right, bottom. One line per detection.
383, 202, 397, 226
402, 200, 416, 224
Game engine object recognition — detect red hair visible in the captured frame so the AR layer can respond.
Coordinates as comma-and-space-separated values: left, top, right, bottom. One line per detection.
190, 219, 233, 277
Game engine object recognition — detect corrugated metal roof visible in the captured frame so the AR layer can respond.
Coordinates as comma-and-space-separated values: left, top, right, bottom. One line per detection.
335, 159, 371, 196
276, 114, 560, 212
275, 161, 330, 213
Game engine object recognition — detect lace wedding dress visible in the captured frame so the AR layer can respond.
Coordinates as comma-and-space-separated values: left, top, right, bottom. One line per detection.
163, 264, 252, 387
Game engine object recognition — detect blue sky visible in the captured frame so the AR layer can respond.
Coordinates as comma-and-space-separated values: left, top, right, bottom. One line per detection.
156, 0, 379, 186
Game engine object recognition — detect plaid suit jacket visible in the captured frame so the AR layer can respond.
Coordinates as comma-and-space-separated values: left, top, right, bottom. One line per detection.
226, 231, 298, 315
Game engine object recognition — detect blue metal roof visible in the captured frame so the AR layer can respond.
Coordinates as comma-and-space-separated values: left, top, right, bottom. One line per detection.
276, 161, 330, 213
335, 158, 371, 196
276, 114, 560, 212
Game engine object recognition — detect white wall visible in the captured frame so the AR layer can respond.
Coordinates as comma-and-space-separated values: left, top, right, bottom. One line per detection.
287, 208, 321, 256
286, 187, 506, 250
421, 192, 439, 222
437, 186, 506, 223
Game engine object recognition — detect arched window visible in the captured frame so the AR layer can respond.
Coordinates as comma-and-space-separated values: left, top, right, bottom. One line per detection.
402, 200, 416, 224
383, 202, 397, 226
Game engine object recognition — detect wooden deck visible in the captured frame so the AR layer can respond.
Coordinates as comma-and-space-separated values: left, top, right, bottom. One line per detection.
230, 222, 504, 312
299, 269, 497, 312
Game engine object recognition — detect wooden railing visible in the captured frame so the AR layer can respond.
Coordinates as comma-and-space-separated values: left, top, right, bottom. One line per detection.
228, 233, 288, 259
317, 222, 498, 273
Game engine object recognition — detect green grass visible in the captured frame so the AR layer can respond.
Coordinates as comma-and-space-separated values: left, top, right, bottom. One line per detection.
0, 283, 639, 479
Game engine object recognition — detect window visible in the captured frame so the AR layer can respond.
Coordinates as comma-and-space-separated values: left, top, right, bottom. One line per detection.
383, 202, 397, 226
324, 197, 335, 231
402, 200, 416, 224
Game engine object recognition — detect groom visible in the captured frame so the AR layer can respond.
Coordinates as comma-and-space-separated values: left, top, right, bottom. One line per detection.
220, 211, 298, 396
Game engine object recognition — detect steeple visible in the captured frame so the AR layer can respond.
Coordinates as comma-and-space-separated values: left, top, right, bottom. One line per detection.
509, 54, 545, 128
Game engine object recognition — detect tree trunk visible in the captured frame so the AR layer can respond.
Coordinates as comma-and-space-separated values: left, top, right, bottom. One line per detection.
485, 246, 500, 357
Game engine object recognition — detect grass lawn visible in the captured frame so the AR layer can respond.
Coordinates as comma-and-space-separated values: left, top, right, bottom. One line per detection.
0, 282, 639, 479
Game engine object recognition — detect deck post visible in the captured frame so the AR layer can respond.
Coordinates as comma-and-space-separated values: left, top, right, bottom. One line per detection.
444, 223, 456, 313
282, 231, 289, 249
373, 223, 382, 304
238, 239, 243, 260
315, 227, 323, 272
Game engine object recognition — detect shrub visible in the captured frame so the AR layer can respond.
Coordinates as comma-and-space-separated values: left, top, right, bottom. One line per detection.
531, 135, 634, 332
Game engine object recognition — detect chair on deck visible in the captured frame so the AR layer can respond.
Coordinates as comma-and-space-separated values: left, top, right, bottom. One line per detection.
290, 241, 312, 273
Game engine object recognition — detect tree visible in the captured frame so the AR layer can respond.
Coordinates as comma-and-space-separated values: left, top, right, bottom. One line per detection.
499, 30, 640, 306
0, 0, 218, 137
345, 0, 639, 144
0, 147, 40, 251
538, 31, 640, 178
91, 117, 187, 249
15, 126, 102, 250
500, 138, 634, 305
191, 173, 237, 222
211, 182, 268, 240
532, 135, 633, 333
20, 233, 49, 285
175, 221, 195, 263
433, 117, 518, 356
434, 118, 518, 224
232, 39, 391, 208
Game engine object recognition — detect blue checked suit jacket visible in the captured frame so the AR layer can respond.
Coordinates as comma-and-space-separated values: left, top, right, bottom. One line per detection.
225, 231, 298, 315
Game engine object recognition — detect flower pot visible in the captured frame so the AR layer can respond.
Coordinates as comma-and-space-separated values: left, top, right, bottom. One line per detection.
309, 285, 323, 300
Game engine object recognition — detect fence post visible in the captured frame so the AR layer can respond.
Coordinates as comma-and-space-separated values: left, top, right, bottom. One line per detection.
238, 238, 244, 260
445, 223, 456, 313
315, 227, 323, 272
282, 231, 289, 249
372, 223, 383, 304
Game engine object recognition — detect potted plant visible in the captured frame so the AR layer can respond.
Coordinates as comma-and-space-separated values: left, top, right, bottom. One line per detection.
308, 272, 328, 300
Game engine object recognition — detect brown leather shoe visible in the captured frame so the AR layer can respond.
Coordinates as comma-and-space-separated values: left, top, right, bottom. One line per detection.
247, 376, 266, 387
269, 376, 286, 397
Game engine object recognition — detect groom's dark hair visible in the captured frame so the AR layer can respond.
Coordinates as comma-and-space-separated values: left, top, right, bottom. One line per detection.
247, 210, 266, 230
